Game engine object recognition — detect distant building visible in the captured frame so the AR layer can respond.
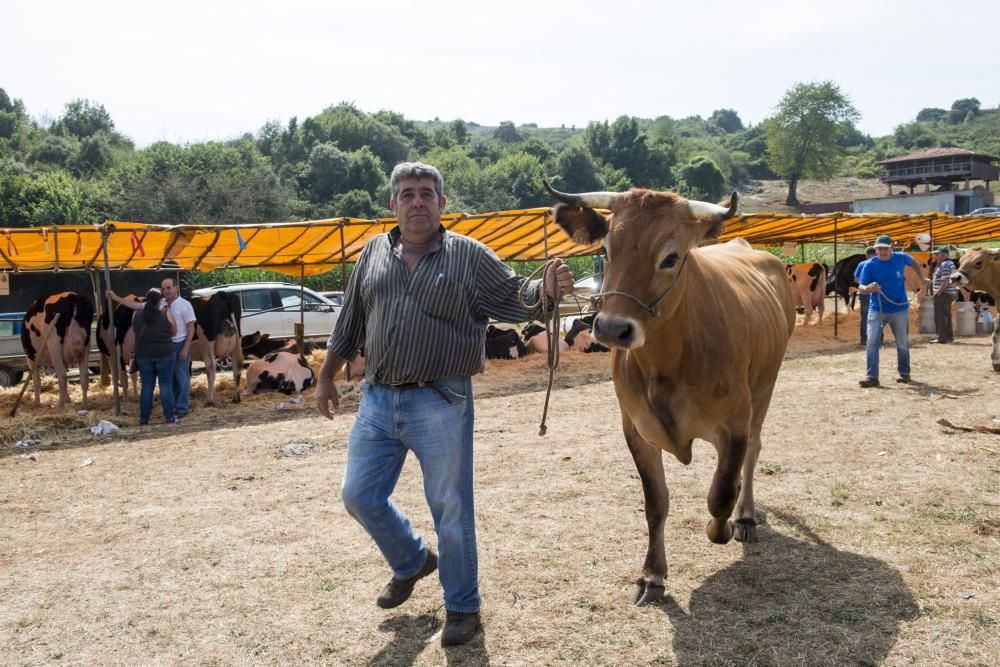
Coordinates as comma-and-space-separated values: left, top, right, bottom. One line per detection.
854, 148, 998, 215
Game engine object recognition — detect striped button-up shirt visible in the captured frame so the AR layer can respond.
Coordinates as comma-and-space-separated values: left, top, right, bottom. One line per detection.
328, 226, 548, 385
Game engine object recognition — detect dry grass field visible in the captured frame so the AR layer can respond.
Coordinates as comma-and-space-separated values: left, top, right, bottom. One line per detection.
1, 308, 998, 666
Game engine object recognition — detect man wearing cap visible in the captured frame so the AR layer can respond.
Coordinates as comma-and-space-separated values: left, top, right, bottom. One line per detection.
856, 234, 927, 387
930, 246, 958, 343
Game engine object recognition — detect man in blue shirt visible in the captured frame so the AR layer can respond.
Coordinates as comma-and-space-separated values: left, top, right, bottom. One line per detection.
856, 234, 927, 387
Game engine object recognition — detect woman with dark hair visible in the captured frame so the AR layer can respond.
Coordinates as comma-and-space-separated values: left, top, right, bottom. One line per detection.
131, 288, 179, 426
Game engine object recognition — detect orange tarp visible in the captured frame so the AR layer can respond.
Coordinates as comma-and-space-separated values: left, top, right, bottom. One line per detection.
1, 210, 998, 276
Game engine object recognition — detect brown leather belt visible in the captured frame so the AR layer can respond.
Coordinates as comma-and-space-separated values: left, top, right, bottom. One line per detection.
387, 381, 453, 403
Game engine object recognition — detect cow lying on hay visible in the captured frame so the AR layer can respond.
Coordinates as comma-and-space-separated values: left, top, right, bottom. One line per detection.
545, 181, 794, 605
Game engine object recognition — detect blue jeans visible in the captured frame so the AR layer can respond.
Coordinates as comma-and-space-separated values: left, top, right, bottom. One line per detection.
866, 310, 910, 380
858, 294, 871, 344
172, 340, 192, 414
137, 355, 176, 424
341, 375, 479, 613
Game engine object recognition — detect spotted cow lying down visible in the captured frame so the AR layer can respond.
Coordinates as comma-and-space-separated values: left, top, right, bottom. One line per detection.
485, 325, 528, 360
564, 314, 610, 353
243, 343, 315, 395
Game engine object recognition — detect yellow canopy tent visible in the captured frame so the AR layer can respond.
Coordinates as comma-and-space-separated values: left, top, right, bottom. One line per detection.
2, 209, 998, 275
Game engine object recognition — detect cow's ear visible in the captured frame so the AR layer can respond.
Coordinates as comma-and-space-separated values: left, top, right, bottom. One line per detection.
553, 204, 609, 245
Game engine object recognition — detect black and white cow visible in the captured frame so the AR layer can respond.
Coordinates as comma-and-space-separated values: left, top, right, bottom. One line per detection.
243, 345, 315, 395
190, 292, 243, 405
97, 294, 144, 400
21, 292, 94, 410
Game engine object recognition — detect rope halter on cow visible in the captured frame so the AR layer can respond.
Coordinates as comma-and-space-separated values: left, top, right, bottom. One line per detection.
518, 260, 562, 437
589, 250, 692, 317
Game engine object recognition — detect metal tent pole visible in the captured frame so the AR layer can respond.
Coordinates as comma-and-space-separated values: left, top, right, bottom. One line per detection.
338, 220, 348, 291
833, 218, 839, 339
101, 226, 121, 415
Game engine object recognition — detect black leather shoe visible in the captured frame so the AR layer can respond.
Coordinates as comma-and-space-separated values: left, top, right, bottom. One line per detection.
896, 375, 911, 383
376, 550, 437, 609
441, 610, 480, 646
859, 378, 879, 388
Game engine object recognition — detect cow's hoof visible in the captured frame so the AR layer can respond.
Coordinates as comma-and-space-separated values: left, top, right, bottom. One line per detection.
232, 394, 241, 404
993, 363, 1000, 373
631, 578, 665, 606
707, 519, 734, 544
204, 400, 216, 407
733, 518, 758, 543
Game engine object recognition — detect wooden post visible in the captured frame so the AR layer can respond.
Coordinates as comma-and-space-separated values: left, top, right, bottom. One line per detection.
101, 226, 121, 415
10, 313, 61, 417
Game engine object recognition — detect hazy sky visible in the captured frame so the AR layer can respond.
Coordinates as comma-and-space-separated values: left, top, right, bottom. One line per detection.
4, 0, 997, 147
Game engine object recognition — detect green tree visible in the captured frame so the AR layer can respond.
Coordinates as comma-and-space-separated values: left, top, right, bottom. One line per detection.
765, 81, 860, 205
709, 109, 744, 133
948, 98, 980, 124
893, 122, 938, 150
492, 121, 524, 144
916, 107, 947, 123
305, 142, 350, 202
555, 144, 604, 192
673, 156, 726, 201
30, 135, 76, 168
53, 99, 114, 138
74, 132, 114, 175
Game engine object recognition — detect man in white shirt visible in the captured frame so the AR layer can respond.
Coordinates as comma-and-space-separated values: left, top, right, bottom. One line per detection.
160, 277, 196, 417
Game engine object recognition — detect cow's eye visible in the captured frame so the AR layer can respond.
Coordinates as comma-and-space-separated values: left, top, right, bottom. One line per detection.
659, 253, 678, 269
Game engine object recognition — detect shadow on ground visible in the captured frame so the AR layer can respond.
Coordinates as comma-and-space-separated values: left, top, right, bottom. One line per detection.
662, 508, 918, 666
366, 613, 490, 667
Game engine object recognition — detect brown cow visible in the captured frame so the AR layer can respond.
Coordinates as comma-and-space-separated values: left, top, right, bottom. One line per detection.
905, 251, 934, 295
546, 182, 794, 605
950, 248, 1000, 372
21, 292, 95, 410
786, 262, 826, 325
189, 292, 243, 405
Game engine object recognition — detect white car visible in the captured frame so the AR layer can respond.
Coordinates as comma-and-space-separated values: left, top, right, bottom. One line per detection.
192, 282, 340, 343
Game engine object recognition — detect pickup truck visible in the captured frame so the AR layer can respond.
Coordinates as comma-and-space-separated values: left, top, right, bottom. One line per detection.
0, 313, 103, 388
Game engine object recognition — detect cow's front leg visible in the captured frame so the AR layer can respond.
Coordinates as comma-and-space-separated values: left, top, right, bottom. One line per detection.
733, 429, 762, 543
624, 420, 669, 605
203, 348, 217, 406
51, 348, 69, 409
31, 361, 42, 407
79, 361, 89, 412
707, 432, 747, 544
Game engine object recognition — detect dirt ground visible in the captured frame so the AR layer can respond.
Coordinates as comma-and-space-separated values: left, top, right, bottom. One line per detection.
1, 305, 998, 666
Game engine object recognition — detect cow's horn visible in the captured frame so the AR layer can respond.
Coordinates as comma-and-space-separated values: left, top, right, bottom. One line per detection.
543, 179, 621, 210
688, 192, 738, 222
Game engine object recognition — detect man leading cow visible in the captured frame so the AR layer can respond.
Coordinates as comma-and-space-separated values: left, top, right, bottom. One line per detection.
857, 234, 927, 387
315, 161, 573, 646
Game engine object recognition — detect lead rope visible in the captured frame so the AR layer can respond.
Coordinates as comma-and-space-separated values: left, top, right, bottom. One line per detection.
518, 260, 561, 436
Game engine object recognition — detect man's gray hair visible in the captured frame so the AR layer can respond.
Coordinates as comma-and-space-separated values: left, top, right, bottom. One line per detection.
390, 162, 445, 201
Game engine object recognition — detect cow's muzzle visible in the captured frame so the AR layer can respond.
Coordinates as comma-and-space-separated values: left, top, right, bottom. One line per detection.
593, 315, 644, 349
